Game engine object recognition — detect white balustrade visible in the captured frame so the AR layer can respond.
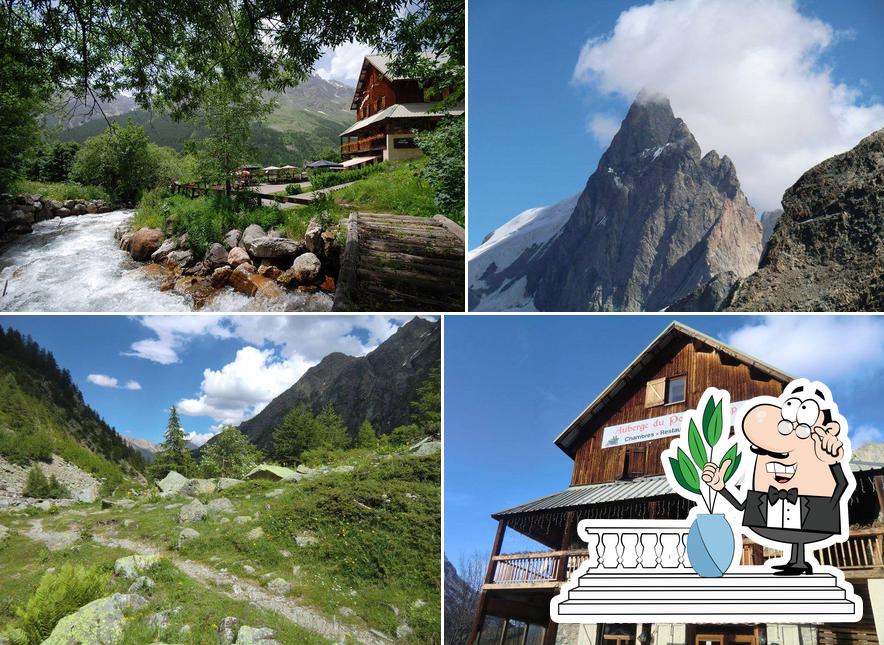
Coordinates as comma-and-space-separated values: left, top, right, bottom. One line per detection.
577, 520, 693, 572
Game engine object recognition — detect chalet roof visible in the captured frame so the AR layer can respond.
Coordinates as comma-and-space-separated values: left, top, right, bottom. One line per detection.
351, 53, 449, 110
493, 460, 884, 518
554, 321, 795, 459
340, 102, 464, 136
305, 160, 343, 169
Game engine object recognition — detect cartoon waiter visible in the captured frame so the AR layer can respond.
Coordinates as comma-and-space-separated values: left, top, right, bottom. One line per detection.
702, 380, 853, 576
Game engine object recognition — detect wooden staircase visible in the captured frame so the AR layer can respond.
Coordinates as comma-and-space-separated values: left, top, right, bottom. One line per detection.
333, 212, 465, 312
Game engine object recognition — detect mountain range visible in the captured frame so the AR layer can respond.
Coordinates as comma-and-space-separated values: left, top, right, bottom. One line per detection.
51, 76, 355, 165
236, 317, 441, 453
470, 94, 882, 312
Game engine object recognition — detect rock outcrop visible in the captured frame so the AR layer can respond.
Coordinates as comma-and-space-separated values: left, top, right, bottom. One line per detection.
234, 317, 440, 452
470, 93, 762, 311
41, 593, 146, 645
728, 128, 884, 311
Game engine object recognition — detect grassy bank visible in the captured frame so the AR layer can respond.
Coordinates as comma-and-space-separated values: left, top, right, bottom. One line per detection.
334, 159, 444, 221
132, 190, 347, 255
10, 180, 110, 202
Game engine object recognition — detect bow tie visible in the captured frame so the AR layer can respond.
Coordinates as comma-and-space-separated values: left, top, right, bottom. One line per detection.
767, 486, 798, 505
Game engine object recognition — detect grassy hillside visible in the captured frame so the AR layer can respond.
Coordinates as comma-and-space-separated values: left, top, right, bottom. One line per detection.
58, 106, 352, 167
0, 327, 143, 491
0, 449, 441, 643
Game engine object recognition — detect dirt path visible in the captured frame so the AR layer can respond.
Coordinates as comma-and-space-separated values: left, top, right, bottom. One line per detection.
90, 532, 389, 645
25, 519, 80, 550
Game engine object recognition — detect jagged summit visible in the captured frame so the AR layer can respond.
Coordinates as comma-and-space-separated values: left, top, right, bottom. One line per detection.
469, 93, 762, 312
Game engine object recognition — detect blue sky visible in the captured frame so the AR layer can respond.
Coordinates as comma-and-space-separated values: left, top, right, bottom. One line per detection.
444, 314, 884, 566
468, 0, 884, 249
0, 315, 417, 446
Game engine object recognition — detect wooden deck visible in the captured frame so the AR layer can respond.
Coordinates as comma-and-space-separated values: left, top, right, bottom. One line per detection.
333, 212, 465, 312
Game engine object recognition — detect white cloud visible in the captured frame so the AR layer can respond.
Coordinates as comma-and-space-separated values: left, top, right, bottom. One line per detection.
185, 430, 218, 447
723, 316, 884, 384
851, 425, 884, 448
177, 346, 312, 426
588, 114, 621, 146
87, 374, 142, 390
315, 42, 373, 84
573, 0, 884, 210
124, 316, 233, 364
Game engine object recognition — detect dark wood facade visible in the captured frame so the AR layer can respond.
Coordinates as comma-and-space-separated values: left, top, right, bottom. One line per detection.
570, 339, 785, 486
353, 65, 423, 121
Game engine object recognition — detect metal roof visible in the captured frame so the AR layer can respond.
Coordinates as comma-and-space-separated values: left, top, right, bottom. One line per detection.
351, 53, 451, 109
340, 102, 464, 136
554, 321, 796, 458
493, 460, 884, 518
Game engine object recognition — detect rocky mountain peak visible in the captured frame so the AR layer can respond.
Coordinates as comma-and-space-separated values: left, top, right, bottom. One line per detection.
600, 93, 700, 169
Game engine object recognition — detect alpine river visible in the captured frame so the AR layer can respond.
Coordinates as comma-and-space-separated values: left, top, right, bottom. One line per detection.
0, 210, 333, 312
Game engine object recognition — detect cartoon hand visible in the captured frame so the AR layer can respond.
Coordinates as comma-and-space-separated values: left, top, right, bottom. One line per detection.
812, 427, 844, 464
701, 459, 730, 491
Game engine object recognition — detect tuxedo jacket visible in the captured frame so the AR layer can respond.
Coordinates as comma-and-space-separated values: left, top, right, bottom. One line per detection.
719, 463, 849, 537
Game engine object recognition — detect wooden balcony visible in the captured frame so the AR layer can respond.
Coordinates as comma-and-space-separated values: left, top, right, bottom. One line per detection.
341, 133, 386, 155
484, 526, 884, 591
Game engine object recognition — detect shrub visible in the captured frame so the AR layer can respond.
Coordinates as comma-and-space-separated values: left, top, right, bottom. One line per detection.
390, 424, 423, 447
22, 466, 69, 499
4, 564, 110, 644
333, 160, 441, 221
414, 116, 465, 221
285, 183, 301, 195
10, 180, 110, 203
0, 428, 53, 466
308, 163, 384, 190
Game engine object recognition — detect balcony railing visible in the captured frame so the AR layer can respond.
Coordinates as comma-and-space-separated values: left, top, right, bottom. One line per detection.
341, 133, 386, 155
484, 525, 884, 589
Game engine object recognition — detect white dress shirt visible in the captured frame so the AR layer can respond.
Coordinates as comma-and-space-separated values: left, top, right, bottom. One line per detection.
767, 496, 802, 530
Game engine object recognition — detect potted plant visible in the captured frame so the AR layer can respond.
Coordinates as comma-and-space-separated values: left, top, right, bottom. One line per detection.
663, 389, 742, 577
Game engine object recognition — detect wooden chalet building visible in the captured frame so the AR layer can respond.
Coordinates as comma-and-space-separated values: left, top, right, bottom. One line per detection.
339, 55, 464, 165
470, 322, 884, 645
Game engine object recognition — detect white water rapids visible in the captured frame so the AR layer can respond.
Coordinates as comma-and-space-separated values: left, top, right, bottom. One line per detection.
0, 210, 333, 312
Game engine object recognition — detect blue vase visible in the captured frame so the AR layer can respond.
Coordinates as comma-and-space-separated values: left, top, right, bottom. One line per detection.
687, 513, 735, 577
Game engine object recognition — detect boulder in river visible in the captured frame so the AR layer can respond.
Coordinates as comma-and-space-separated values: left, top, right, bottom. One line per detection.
151, 238, 179, 263
230, 263, 258, 296
128, 229, 165, 261
204, 242, 229, 269
222, 229, 242, 250
246, 236, 305, 259
212, 266, 233, 287
228, 246, 251, 267
241, 224, 266, 248
278, 252, 321, 286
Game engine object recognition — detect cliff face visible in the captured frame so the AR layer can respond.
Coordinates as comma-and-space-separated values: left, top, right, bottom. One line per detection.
469, 94, 762, 311
728, 129, 884, 311
237, 318, 440, 452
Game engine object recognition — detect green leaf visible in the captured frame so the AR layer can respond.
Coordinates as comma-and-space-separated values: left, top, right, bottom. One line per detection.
719, 444, 741, 481
704, 399, 723, 448
703, 396, 716, 437
671, 448, 701, 494
688, 419, 707, 468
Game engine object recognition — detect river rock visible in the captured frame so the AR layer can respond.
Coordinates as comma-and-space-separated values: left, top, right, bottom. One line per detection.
278, 253, 321, 286
173, 276, 215, 308
230, 263, 258, 296
178, 498, 208, 522
41, 593, 147, 645
72, 203, 87, 216
228, 246, 251, 267
151, 238, 179, 263
212, 265, 233, 287
204, 242, 229, 269
56, 207, 72, 218
157, 471, 188, 495
207, 498, 236, 515
246, 236, 305, 259
235, 626, 278, 644
128, 228, 165, 261
304, 219, 323, 254
222, 229, 242, 250
241, 224, 266, 248
216, 478, 243, 490
250, 273, 283, 300
164, 249, 194, 270
177, 527, 200, 548
5, 209, 32, 233
114, 554, 162, 578
85, 201, 98, 214
63, 199, 76, 209
257, 263, 283, 280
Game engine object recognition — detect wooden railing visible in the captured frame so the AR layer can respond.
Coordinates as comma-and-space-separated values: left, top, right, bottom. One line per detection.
341, 133, 386, 154
487, 525, 884, 588
490, 550, 588, 585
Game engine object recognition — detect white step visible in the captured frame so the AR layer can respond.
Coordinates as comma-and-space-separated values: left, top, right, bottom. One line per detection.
578, 572, 839, 588
555, 598, 858, 618
567, 586, 846, 601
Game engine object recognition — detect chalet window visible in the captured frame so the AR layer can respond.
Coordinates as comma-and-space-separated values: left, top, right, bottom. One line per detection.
599, 624, 637, 645
645, 375, 686, 407
622, 445, 647, 479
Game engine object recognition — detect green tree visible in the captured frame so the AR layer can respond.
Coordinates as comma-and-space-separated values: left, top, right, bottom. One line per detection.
272, 404, 319, 465
390, 424, 423, 447
148, 406, 196, 479
411, 365, 441, 437
69, 121, 163, 202
23, 466, 70, 499
316, 145, 342, 163
414, 118, 464, 222
187, 81, 275, 195
355, 420, 377, 449
200, 426, 263, 478
315, 403, 350, 450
